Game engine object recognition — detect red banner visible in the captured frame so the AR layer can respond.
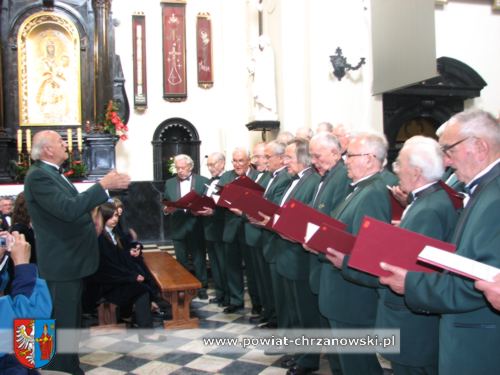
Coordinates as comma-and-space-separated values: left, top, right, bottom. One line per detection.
161, 1, 187, 101
196, 13, 213, 88
132, 13, 147, 108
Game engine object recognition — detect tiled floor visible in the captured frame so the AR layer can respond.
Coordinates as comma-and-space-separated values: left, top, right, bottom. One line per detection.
75, 290, 337, 375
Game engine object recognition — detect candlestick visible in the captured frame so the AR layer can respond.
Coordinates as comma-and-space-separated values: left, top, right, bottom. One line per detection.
77, 127, 82, 152
67, 128, 73, 152
26, 129, 31, 154
17, 130, 22, 153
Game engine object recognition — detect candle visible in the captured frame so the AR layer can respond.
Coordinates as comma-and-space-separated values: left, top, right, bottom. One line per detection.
17, 130, 22, 153
67, 128, 73, 152
77, 127, 82, 152
26, 129, 31, 153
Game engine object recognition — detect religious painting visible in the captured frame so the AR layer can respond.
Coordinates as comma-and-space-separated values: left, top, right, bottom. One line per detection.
161, 0, 187, 102
132, 13, 148, 109
17, 12, 81, 126
196, 13, 213, 89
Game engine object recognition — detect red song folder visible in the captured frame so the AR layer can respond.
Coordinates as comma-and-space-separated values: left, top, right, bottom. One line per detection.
438, 180, 464, 210
347, 216, 456, 277
272, 199, 347, 244
189, 195, 216, 212
218, 175, 265, 195
232, 190, 280, 220
305, 222, 356, 255
162, 190, 205, 210
216, 184, 257, 209
387, 187, 405, 222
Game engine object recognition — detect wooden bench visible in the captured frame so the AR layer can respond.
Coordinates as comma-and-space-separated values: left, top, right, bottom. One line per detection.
143, 251, 202, 329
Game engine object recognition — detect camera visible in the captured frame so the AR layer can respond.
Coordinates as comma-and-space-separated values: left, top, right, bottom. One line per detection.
0, 235, 7, 249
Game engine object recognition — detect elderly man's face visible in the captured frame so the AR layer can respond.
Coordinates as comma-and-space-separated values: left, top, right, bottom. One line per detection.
309, 139, 340, 176
284, 143, 301, 175
0, 199, 13, 215
45, 132, 68, 166
207, 156, 225, 177
345, 138, 373, 182
265, 144, 283, 173
232, 150, 250, 176
175, 159, 193, 180
439, 123, 478, 184
394, 149, 416, 193
251, 144, 267, 172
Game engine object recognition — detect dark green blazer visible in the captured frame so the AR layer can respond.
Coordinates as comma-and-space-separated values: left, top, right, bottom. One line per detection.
163, 173, 209, 240
219, 169, 258, 243
244, 172, 271, 247
380, 168, 399, 186
274, 168, 321, 281
405, 163, 500, 375
24, 161, 109, 281
309, 161, 351, 294
261, 168, 292, 263
318, 172, 391, 324
377, 185, 458, 367
202, 175, 225, 242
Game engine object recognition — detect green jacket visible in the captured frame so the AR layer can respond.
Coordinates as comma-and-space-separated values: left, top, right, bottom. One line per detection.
244, 172, 271, 247
405, 163, 500, 375
202, 175, 225, 242
309, 161, 351, 294
24, 161, 109, 281
377, 184, 458, 367
274, 168, 321, 280
219, 169, 258, 243
318, 172, 391, 324
261, 168, 292, 263
163, 173, 209, 240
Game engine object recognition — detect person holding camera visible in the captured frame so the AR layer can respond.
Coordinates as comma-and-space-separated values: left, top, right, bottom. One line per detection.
0, 231, 52, 374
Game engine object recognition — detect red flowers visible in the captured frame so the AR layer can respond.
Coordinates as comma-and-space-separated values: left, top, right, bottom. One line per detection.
103, 100, 128, 141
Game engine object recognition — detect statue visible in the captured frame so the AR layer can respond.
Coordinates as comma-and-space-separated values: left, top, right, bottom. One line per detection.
248, 35, 278, 121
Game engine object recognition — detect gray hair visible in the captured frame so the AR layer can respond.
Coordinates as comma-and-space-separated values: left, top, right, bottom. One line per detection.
267, 140, 286, 156
443, 109, 500, 150
30, 131, 51, 161
310, 132, 341, 152
317, 121, 333, 133
174, 154, 194, 168
355, 132, 388, 163
276, 131, 295, 145
403, 136, 444, 181
295, 127, 314, 140
208, 152, 225, 163
291, 138, 312, 166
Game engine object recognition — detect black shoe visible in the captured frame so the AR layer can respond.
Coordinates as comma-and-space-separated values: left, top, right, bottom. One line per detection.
197, 289, 208, 300
209, 297, 223, 304
280, 356, 296, 368
218, 300, 230, 307
286, 365, 318, 375
249, 315, 263, 324
258, 321, 277, 329
223, 304, 244, 314
138, 334, 167, 343
251, 305, 262, 315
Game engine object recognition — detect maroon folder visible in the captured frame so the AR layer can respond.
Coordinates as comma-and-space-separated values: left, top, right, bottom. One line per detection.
388, 188, 405, 222
438, 180, 464, 209
232, 189, 280, 220
162, 190, 203, 209
218, 175, 265, 195
347, 216, 456, 277
216, 184, 255, 209
272, 199, 347, 244
189, 195, 216, 212
305, 223, 356, 255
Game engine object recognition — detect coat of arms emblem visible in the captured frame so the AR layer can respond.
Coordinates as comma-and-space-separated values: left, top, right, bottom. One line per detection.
13, 319, 55, 369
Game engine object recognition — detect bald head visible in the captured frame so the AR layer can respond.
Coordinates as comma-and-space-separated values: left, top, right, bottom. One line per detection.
31, 130, 68, 166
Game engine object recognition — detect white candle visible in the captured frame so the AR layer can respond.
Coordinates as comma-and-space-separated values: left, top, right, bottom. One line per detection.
17, 130, 22, 152
67, 129, 73, 152
77, 127, 82, 152
25, 129, 31, 153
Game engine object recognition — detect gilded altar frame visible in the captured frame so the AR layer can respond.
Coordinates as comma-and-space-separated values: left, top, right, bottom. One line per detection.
17, 11, 82, 126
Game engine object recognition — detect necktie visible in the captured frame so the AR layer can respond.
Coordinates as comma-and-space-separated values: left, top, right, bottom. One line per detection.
463, 177, 481, 196
406, 192, 415, 205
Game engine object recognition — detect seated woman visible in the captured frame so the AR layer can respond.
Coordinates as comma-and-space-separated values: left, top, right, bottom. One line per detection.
93, 202, 164, 342
11, 192, 37, 264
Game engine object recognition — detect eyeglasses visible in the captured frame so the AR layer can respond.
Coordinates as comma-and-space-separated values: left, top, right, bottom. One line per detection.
345, 153, 373, 159
440, 137, 472, 156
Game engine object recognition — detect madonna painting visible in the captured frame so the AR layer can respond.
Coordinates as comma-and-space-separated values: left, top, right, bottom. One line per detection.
18, 12, 81, 126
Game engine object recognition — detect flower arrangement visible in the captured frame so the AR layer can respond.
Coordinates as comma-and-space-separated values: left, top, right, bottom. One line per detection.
95, 100, 128, 141
166, 157, 177, 175
63, 159, 87, 180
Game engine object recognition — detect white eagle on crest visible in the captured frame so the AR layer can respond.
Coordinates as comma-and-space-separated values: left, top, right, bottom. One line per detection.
15, 323, 35, 365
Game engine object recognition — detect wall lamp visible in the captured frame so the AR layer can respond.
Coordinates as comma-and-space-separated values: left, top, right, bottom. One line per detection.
330, 47, 366, 81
